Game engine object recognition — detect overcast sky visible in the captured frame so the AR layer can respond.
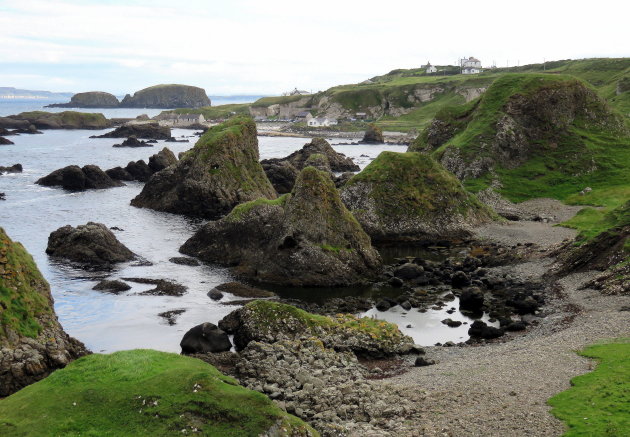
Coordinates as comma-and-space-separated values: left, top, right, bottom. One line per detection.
0, 0, 628, 95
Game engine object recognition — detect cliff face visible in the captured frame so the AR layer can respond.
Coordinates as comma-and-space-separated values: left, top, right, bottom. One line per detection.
340, 152, 493, 243
131, 117, 276, 219
48, 92, 119, 108
120, 84, 211, 108
0, 227, 88, 396
180, 167, 382, 287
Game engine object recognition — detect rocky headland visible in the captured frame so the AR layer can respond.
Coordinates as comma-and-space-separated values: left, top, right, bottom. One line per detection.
120, 84, 211, 108
46, 91, 120, 108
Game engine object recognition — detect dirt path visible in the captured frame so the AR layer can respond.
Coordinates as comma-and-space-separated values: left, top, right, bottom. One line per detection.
376, 206, 630, 436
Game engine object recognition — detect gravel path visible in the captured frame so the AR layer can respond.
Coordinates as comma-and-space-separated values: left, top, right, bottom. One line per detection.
373, 204, 629, 437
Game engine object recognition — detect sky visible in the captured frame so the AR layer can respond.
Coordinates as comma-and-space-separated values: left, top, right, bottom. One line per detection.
0, 0, 628, 96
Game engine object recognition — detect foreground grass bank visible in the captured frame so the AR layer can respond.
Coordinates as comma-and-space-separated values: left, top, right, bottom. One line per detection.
0, 349, 317, 436
549, 339, 630, 436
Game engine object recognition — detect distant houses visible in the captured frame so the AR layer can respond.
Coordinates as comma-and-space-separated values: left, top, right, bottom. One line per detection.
307, 117, 338, 127
287, 88, 311, 96
156, 113, 206, 126
460, 57, 482, 74
423, 62, 437, 74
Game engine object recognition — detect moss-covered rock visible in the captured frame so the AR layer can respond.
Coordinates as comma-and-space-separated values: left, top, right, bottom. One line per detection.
221, 301, 413, 357
131, 117, 276, 219
48, 91, 120, 108
120, 84, 211, 108
180, 167, 381, 286
340, 151, 494, 243
0, 227, 88, 396
4, 111, 112, 129
361, 123, 384, 144
408, 74, 629, 200
0, 349, 317, 436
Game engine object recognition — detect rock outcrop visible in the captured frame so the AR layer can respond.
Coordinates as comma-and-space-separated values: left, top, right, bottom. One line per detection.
261, 137, 359, 194
112, 136, 152, 148
46, 91, 120, 108
131, 117, 276, 219
147, 147, 177, 172
0, 227, 88, 396
361, 123, 384, 144
0, 111, 112, 130
180, 322, 231, 354
37, 165, 124, 191
92, 123, 171, 140
46, 222, 135, 266
0, 164, 22, 175
0, 136, 14, 145
340, 152, 494, 243
180, 166, 382, 286
119, 84, 211, 108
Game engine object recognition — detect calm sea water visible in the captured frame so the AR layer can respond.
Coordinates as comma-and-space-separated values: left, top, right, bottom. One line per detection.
1, 118, 415, 352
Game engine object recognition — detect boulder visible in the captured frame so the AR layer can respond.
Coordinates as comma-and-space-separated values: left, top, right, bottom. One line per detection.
0, 227, 88, 396
112, 136, 152, 148
148, 147, 177, 172
119, 84, 211, 108
341, 152, 493, 243
168, 256, 200, 266
467, 320, 504, 339
125, 160, 153, 182
92, 280, 131, 293
93, 123, 171, 140
0, 163, 22, 174
211, 282, 276, 298
459, 287, 485, 311
46, 222, 135, 266
361, 123, 384, 144
37, 165, 124, 191
180, 166, 382, 287
0, 136, 14, 145
46, 91, 120, 108
105, 166, 134, 181
260, 160, 299, 194
131, 117, 276, 219
393, 263, 424, 280
180, 322, 232, 354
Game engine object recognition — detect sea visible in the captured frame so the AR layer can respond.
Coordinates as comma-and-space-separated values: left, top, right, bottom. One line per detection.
1, 100, 491, 353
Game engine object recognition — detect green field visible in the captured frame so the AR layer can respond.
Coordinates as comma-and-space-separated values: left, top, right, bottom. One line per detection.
549, 339, 630, 437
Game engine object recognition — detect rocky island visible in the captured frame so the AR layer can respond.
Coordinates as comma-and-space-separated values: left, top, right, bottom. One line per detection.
46, 91, 120, 108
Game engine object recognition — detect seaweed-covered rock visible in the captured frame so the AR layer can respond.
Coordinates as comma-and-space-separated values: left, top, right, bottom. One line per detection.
148, 147, 177, 172
46, 222, 135, 266
221, 301, 414, 357
47, 91, 120, 108
112, 136, 152, 148
361, 123, 384, 144
340, 152, 493, 243
93, 123, 171, 140
36, 165, 124, 191
2, 111, 111, 129
0, 227, 88, 396
131, 117, 276, 219
119, 84, 211, 108
181, 166, 381, 286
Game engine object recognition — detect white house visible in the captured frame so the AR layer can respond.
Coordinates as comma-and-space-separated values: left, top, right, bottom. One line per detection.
288, 88, 311, 96
424, 62, 437, 74
307, 117, 338, 127
157, 113, 206, 126
460, 56, 482, 74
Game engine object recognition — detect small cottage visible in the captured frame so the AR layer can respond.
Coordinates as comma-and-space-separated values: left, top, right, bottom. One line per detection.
423, 62, 437, 74
157, 113, 206, 126
307, 117, 338, 127
460, 57, 482, 74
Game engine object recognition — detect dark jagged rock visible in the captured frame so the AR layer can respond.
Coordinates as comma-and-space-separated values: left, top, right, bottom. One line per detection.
180, 322, 231, 354
459, 287, 485, 311
125, 160, 153, 182
168, 256, 200, 266
341, 152, 493, 243
120, 84, 211, 108
0, 227, 89, 396
105, 166, 134, 181
0, 164, 22, 174
211, 282, 276, 298
468, 320, 504, 339
131, 117, 276, 219
181, 166, 382, 287
46, 222, 135, 266
260, 160, 299, 194
92, 123, 172, 140
122, 277, 187, 296
46, 91, 120, 108
37, 165, 124, 191
112, 136, 152, 148
208, 289, 224, 300
0, 136, 14, 145
361, 123, 384, 144
157, 309, 186, 325
1, 111, 111, 130
148, 147, 177, 172
92, 279, 131, 293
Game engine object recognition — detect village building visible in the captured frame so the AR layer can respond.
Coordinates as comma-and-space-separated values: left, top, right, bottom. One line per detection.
156, 113, 206, 126
460, 56, 482, 74
307, 117, 338, 127
355, 112, 367, 120
295, 111, 313, 122
423, 62, 437, 73
288, 88, 311, 96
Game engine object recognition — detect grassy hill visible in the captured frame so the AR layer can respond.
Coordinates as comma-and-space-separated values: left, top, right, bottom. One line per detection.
0, 349, 317, 436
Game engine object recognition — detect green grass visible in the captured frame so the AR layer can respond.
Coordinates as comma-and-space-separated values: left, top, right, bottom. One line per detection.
226, 194, 289, 222
548, 339, 630, 436
562, 199, 630, 244
165, 103, 251, 120
0, 227, 52, 340
0, 349, 317, 437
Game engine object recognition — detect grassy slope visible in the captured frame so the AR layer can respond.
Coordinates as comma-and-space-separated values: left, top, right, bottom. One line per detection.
165, 103, 251, 120
0, 349, 317, 437
0, 227, 52, 341
548, 339, 630, 437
